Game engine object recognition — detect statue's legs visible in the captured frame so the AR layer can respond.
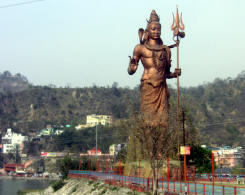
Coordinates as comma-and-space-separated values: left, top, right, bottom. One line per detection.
140, 81, 170, 157
140, 81, 169, 127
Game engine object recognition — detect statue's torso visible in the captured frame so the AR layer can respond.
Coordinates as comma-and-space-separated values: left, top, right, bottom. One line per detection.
138, 44, 169, 86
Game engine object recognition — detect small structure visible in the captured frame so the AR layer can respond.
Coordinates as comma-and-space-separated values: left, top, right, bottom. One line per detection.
109, 144, 116, 156
87, 147, 102, 155
109, 143, 126, 156
41, 152, 65, 158
54, 130, 64, 135
237, 177, 245, 185
4, 163, 25, 172
38, 127, 63, 136
39, 129, 51, 136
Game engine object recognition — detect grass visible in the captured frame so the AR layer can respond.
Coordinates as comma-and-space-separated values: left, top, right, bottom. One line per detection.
97, 184, 105, 190
100, 188, 107, 195
71, 186, 77, 193
127, 191, 139, 195
93, 182, 100, 188
90, 182, 101, 192
88, 180, 94, 185
110, 186, 119, 191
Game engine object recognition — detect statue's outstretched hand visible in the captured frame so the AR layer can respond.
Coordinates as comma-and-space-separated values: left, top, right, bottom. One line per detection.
129, 56, 136, 65
128, 56, 137, 75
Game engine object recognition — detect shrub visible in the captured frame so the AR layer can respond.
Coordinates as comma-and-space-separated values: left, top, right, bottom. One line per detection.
51, 180, 65, 192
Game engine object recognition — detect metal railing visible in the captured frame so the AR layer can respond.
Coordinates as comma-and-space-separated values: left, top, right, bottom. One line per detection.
68, 170, 245, 194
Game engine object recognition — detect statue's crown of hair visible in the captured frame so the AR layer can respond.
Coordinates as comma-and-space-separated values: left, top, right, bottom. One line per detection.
148, 10, 160, 23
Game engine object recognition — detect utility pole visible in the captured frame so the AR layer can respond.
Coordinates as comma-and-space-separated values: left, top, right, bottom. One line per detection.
15, 144, 20, 164
182, 110, 187, 182
182, 110, 186, 146
96, 125, 98, 157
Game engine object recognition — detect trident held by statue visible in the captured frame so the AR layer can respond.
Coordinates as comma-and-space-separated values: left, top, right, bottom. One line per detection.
170, 6, 185, 158
171, 6, 185, 41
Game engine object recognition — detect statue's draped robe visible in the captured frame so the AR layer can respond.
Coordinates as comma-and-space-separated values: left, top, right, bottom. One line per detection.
140, 45, 171, 127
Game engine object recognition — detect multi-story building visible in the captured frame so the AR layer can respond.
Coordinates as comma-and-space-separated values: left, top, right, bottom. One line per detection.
2, 128, 27, 154
211, 146, 243, 168
75, 114, 113, 130
87, 114, 113, 126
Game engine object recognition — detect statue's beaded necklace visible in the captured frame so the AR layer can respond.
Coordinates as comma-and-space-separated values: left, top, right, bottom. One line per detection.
144, 42, 166, 72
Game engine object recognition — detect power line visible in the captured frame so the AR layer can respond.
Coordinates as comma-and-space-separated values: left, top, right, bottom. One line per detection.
0, 0, 45, 9
54, 134, 129, 141
197, 118, 245, 128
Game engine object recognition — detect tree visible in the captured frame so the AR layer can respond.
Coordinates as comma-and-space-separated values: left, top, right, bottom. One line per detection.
127, 114, 178, 195
116, 146, 127, 163
23, 141, 40, 156
2, 71, 11, 77
186, 146, 214, 173
56, 156, 80, 178
15, 145, 21, 164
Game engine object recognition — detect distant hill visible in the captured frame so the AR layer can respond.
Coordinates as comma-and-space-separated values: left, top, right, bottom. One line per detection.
0, 71, 245, 148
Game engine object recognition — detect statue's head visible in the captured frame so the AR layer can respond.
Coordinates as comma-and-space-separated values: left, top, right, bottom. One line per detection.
144, 10, 162, 43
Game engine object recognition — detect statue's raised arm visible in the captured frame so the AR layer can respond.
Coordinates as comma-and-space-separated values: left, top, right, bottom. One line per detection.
127, 44, 142, 75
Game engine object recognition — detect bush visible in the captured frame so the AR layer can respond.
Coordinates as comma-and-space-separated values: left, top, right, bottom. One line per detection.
16, 191, 24, 195
56, 156, 98, 179
56, 156, 80, 178
51, 180, 65, 192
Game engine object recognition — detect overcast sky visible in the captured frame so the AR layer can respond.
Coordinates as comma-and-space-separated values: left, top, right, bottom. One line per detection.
0, 0, 244, 88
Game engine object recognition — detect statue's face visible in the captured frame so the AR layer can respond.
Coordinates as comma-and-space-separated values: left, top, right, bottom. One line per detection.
148, 23, 161, 40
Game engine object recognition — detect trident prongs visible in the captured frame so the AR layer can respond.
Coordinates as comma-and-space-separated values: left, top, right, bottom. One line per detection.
171, 6, 185, 38
171, 13, 175, 31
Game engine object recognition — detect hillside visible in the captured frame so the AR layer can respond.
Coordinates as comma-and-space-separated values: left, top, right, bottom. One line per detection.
0, 82, 140, 134
180, 71, 245, 146
1, 71, 245, 147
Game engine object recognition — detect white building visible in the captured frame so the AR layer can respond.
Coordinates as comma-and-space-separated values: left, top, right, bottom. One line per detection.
75, 114, 113, 130
2, 128, 28, 154
86, 114, 112, 126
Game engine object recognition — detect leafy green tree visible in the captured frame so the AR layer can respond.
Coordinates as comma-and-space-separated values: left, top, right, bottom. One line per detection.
186, 146, 214, 173
116, 146, 128, 163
